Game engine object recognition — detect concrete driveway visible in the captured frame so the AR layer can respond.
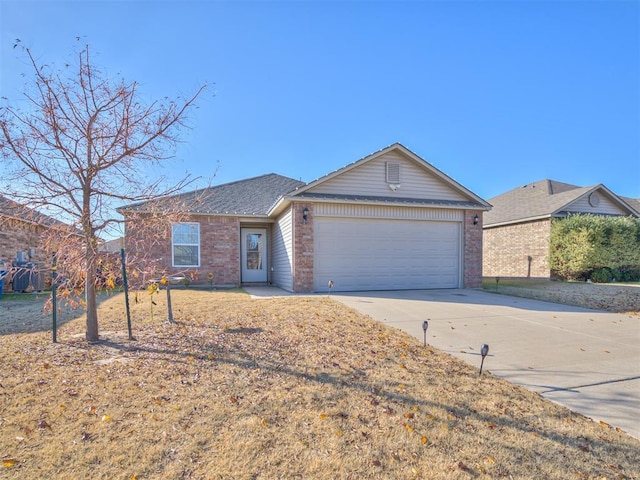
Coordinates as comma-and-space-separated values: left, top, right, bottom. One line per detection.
332, 289, 640, 439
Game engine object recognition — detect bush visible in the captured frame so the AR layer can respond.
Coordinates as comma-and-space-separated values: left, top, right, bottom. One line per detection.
549, 215, 640, 280
590, 268, 613, 283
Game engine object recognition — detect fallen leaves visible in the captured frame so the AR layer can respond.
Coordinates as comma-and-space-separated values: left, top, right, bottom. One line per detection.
0, 291, 637, 480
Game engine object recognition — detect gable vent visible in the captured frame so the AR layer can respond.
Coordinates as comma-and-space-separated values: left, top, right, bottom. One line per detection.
386, 162, 400, 184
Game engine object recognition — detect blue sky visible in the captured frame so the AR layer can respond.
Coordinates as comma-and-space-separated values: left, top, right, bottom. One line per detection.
1, 0, 638, 202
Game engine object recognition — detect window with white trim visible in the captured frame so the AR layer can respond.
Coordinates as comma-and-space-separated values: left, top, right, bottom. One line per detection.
172, 222, 200, 267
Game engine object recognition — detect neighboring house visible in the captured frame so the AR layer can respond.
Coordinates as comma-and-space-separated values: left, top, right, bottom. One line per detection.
98, 237, 124, 253
483, 180, 640, 279
0, 194, 53, 263
0, 195, 60, 292
121, 143, 490, 293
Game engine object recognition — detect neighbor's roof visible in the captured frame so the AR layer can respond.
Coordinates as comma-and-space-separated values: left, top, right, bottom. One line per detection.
621, 196, 640, 212
120, 174, 305, 216
0, 194, 68, 228
484, 179, 640, 227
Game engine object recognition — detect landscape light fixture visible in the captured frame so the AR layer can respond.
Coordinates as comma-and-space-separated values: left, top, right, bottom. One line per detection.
422, 320, 429, 346
479, 343, 489, 376
302, 207, 309, 224
473, 214, 479, 225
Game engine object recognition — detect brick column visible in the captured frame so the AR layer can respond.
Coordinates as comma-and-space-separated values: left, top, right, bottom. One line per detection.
463, 211, 483, 288
292, 204, 314, 292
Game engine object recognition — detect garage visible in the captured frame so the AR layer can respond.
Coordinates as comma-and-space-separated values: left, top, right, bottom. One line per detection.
313, 216, 461, 292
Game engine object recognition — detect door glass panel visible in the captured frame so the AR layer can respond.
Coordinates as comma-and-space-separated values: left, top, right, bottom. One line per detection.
245, 233, 263, 270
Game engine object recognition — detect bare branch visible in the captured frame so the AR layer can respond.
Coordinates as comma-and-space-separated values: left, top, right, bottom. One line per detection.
0, 42, 208, 341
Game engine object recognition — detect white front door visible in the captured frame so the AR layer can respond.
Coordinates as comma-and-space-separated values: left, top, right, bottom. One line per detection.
241, 228, 268, 283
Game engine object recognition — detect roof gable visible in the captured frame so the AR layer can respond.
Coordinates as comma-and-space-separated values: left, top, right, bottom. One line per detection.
485, 180, 640, 227
288, 143, 490, 208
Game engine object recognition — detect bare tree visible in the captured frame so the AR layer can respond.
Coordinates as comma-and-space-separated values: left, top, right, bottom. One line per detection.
0, 43, 206, 341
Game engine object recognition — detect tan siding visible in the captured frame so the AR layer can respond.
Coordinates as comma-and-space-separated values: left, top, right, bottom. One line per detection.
307, 151, 468, 201
272, 208, 293, 291
314, 203, 463, 221
565, 193, 630, 215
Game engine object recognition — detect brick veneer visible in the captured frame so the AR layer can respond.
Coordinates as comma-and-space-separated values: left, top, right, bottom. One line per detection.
125, 206, 486, 292
483, 219, 551, 278
125, 214, 241, 287
463, 211, 483, 288
292, 203, 314, 292
0, 221, 48, 293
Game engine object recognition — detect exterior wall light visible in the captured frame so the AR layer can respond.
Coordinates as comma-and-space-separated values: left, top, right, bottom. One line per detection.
302, 207, 309, 224
473, 214, 479, 225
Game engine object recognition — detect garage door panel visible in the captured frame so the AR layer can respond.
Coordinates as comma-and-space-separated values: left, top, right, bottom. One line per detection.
314, 217, 460, 292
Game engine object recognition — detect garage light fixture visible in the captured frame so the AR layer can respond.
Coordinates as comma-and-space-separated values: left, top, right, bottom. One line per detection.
473, 214, 479, 225
302, 207, 309, 224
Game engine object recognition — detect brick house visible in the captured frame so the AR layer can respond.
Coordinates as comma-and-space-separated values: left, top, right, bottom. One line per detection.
121, 144, 490, 292
0, 195, 60, 293
483, 180, 640, 279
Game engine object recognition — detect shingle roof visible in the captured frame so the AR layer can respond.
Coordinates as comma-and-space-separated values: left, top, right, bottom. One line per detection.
484, 179, 639, 227
120, 174, 305, 216
0, 194, 66, 227
621, 196, 640, 212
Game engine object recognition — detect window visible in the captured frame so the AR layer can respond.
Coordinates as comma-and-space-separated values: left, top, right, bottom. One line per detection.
172, 223, 200, 267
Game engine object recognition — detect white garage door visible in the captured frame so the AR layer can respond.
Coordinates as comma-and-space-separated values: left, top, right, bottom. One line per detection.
314, 217, 460, 292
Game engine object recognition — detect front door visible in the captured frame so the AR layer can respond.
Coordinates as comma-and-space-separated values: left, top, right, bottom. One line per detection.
241, 228, 268, 283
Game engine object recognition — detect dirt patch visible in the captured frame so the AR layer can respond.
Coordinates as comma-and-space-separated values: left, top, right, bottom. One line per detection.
483, 280, 640, 314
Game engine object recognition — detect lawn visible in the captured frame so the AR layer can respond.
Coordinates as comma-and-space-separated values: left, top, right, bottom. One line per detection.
482, 278, 640, 314
1, 289, 638, 479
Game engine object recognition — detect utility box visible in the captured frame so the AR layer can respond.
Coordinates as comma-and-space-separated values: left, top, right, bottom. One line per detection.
11, 261, 44, 292
12, 262, 31, 292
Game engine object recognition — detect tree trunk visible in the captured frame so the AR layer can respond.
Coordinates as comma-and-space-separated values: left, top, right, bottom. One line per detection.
85, 251, 99, 342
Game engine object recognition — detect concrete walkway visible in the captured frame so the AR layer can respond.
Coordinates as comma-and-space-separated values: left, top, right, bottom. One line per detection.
329, 289, 640, 439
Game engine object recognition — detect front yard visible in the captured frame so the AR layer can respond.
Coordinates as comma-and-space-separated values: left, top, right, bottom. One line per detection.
1, 289, 639, 479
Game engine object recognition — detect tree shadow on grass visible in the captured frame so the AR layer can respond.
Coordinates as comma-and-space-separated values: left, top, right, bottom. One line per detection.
0, 290, 115, 335
86, 333, 640, 477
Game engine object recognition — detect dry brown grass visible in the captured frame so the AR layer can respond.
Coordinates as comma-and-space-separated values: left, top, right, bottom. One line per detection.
1, 289, 639, 479
482, 279, 640, 314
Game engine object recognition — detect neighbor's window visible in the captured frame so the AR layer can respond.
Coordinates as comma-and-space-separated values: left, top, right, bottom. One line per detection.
172, 222, 200, 267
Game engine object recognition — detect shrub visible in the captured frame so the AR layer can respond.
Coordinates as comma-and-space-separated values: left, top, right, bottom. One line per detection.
590, 268, 613, 283
549, 215, 640, 280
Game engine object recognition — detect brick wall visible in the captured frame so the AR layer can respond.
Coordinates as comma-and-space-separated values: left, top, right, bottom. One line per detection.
483, 219, 551, 278
200, 216, 240, 286
463, 211, 483, 288
292, 204, 314, 292
0, 219, 49, 293
125, 214, 241, 287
